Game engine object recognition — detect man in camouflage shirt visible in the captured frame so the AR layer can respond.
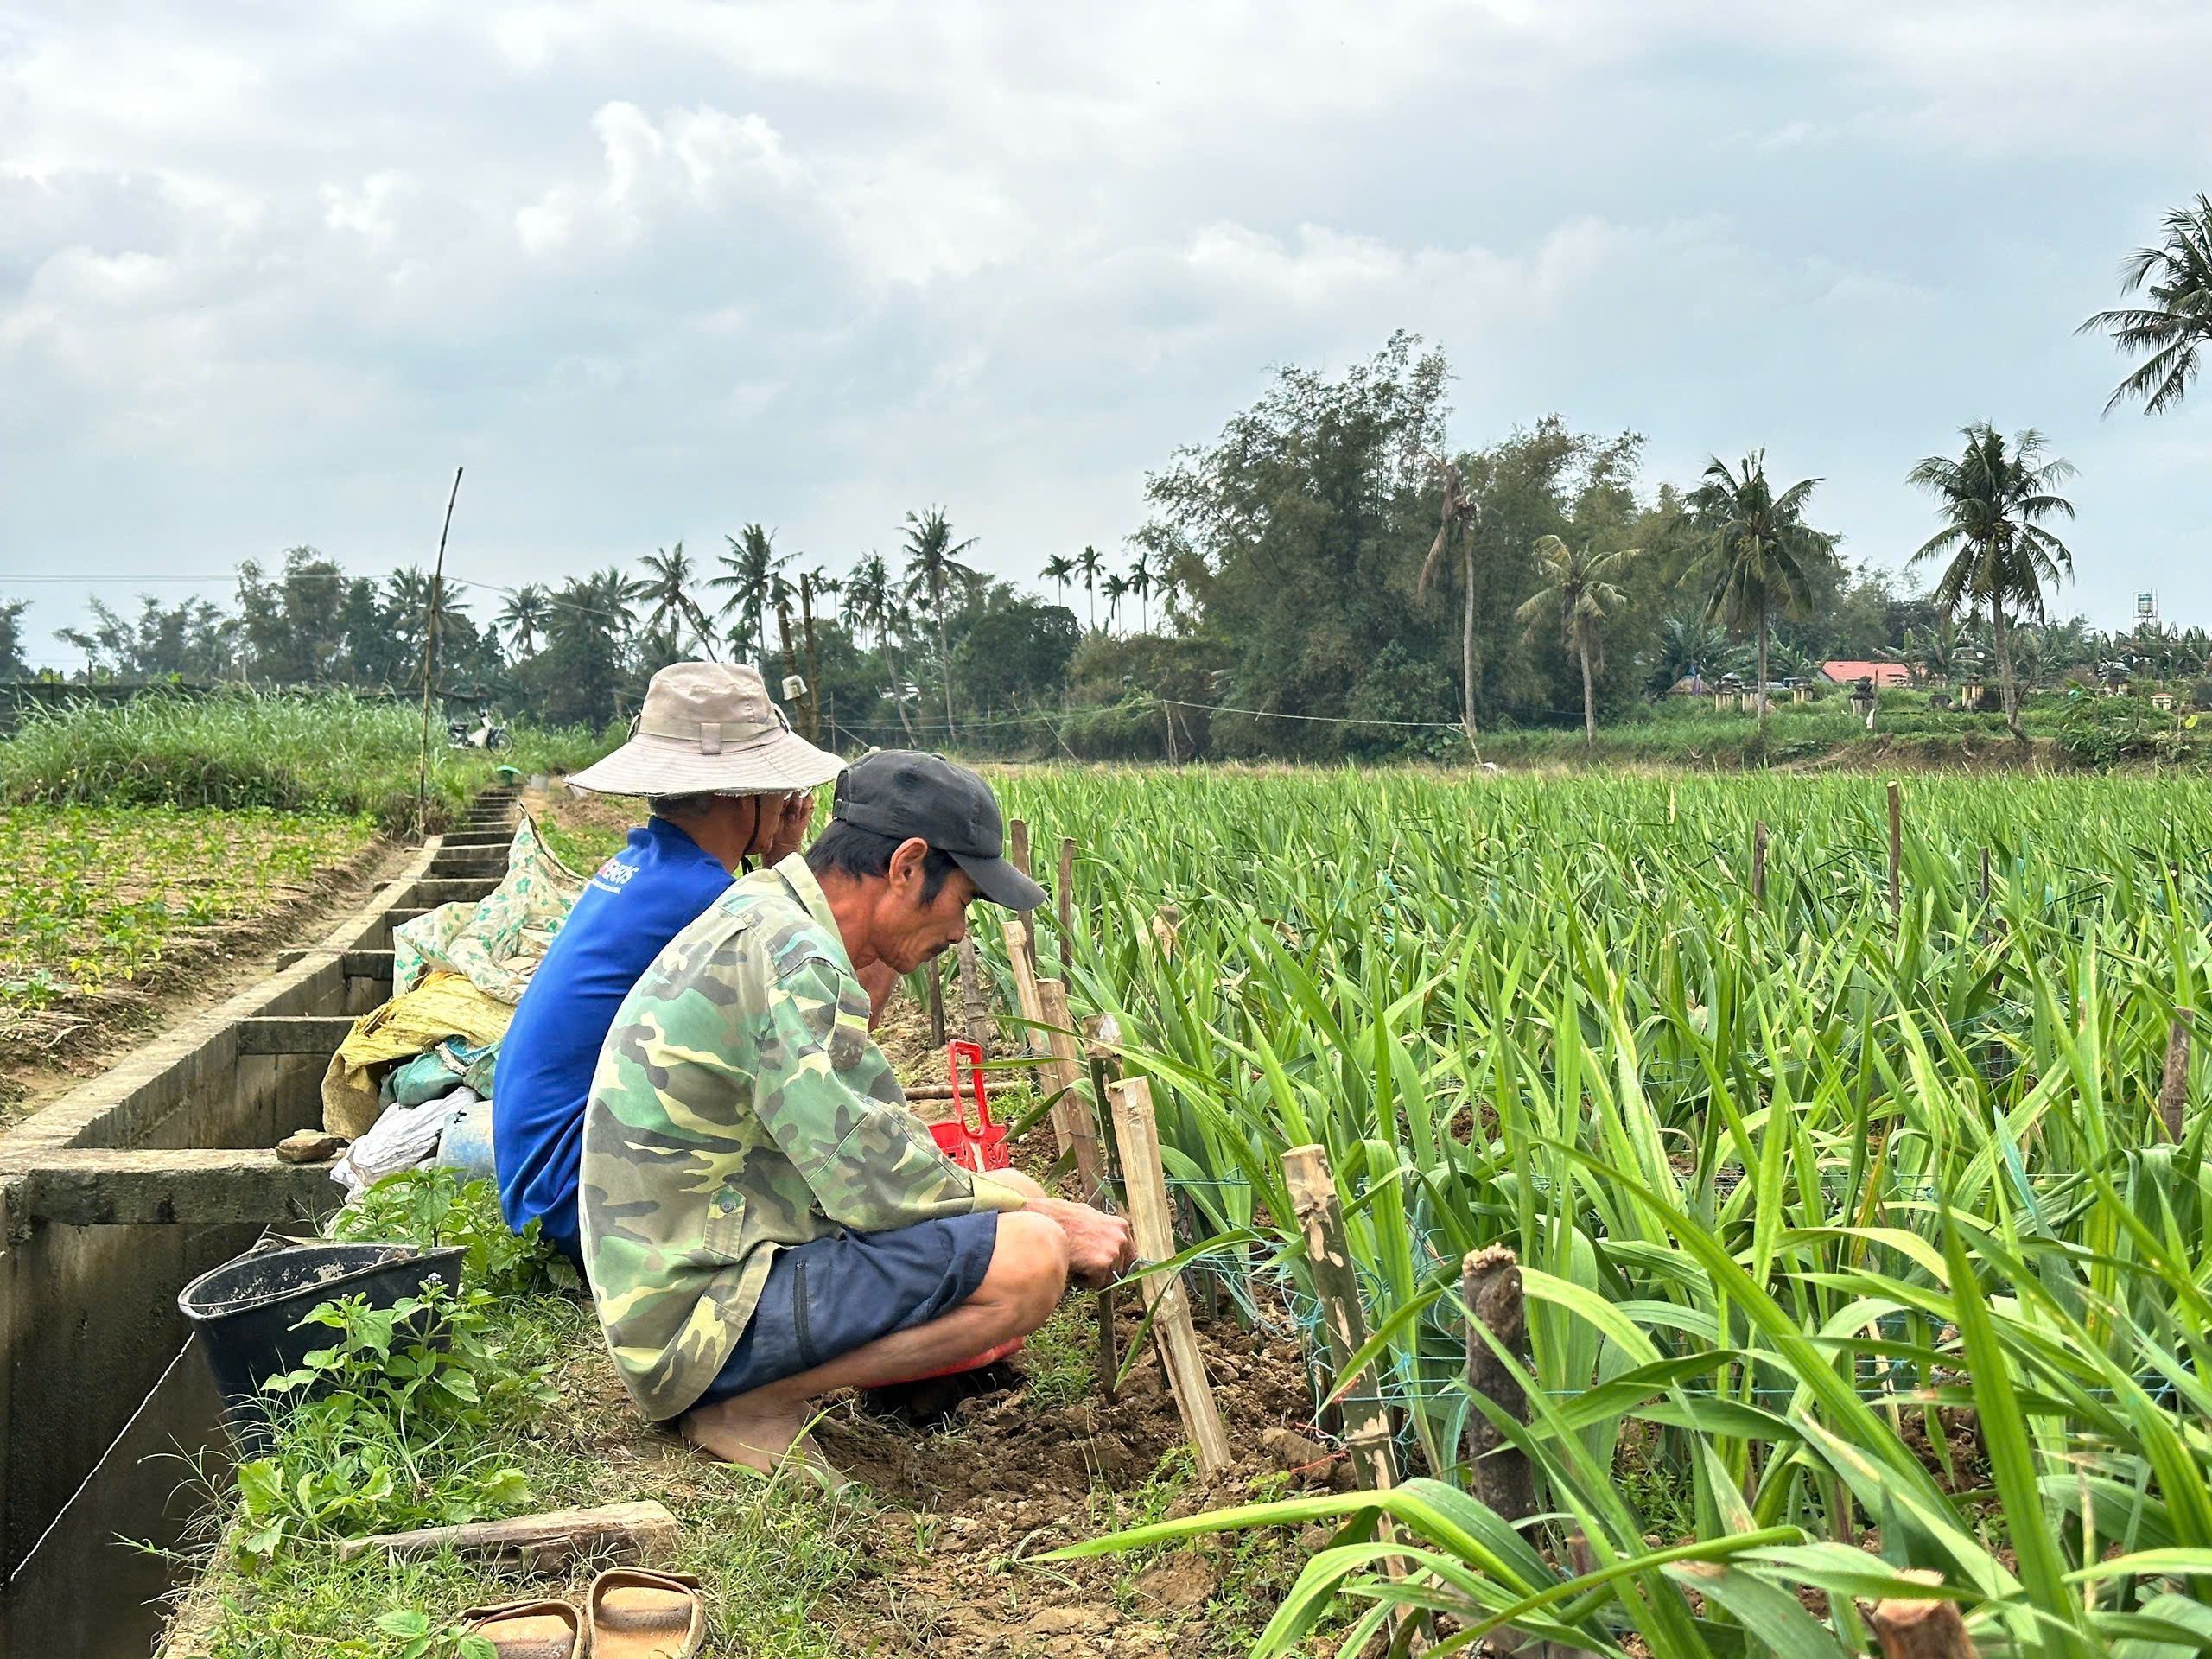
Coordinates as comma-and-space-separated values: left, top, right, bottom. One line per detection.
581, 752, 1133, 1475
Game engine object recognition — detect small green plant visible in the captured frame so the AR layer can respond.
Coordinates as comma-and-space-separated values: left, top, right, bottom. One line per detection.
372, 1610, 498, 1659
330, 1169, 578, 1295
235, 1282, 554, 1557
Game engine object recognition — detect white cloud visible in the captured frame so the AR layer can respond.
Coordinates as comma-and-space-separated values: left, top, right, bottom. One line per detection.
0, 0, 2208, 662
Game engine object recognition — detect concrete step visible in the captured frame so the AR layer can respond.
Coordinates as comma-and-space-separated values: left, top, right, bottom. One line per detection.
6, 1147, 336, 1226
234, 1015, 357, 1056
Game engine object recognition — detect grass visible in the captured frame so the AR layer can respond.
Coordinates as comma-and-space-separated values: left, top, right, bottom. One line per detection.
0, 689, 608, 834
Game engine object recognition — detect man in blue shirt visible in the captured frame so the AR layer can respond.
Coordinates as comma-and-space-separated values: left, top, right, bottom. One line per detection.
495, 662, 845, 1262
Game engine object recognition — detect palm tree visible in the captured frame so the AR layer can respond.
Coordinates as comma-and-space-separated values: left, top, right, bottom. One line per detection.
1643, 612, 1751, 696
1076, 544, 1106, 632
1101, 571, 1130, 635
1906, 423, 2077, 740
1125, 547, 1156, 633
711, 524, 786, 665
496, 584, 550, 658
638, 543, 719, 660
579, 566, 645, 641
2077, 194, 2212, 416
843, 552, 917, 744
1416, 454, 1482, 752
1041, 553, 1076, 609
1687, 451, 1835, 729
899, 506, 982, 741
797, 568, 838, 742
1516, 536, 1639, 745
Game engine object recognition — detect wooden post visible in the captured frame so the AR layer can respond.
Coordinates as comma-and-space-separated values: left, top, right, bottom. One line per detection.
1980, 846, 1991, 903
338, 1501, 679, 1569
2160, 1013, 2192, 1143
1108, 1077, 1232, 1474
1887, 780, 1903, 924
1058, 836, 1077, 974
1281, 1144, 1398, 1497
1001, 917, 1047, 1064
1009, 818, 1039, 976
1038, 978, 1109, 1206
1865, 1569, 1974, 1659
955, 937, 994, 1055
926, 963, 945, 1046
1751, 819, 1767, 905
1462, 1245, 1537, 1524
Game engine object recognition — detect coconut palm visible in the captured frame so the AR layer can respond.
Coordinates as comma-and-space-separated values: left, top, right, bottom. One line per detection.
2077, 194, 2212, 416
843, 551, 917, 744
1041, 553, 1076, 610
711, 524, 786, 665
1516, 536, 1639, 745
495, 585, 550, 658
578, 566, 645, 641
1125, 547, 1156, 633
1076, 544, 1106, 632
1906, 423, 2077, 739
638, 543, 719, 660
1643, 612, 1751, 696
1101, 570, 1130, 635
1416, 454, 1483, 752
1688, 451, 1835, 728
899, 506, 982, 741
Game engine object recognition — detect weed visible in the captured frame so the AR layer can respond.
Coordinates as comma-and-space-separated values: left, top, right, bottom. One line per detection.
1017, 1295, 1097, 1412
331, 1170, 578, 1296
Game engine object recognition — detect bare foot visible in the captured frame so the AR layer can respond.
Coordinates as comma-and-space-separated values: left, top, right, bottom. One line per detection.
679, 1395, 805, 1473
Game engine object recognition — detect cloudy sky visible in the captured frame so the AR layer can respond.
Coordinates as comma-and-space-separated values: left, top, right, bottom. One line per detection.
3, 2, 2208, 668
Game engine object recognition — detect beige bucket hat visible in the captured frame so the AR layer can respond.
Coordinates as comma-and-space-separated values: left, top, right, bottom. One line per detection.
566, 662, 845, 796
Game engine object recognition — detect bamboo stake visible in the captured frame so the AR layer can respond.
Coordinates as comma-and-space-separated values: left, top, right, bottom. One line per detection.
415, 467, 462, 843
1038, 977, 1108, 1206
1282, 1145, 1398, 1497
1462, 1245, 1537, 1524
1751, 819, 1767, 905
1108, 1077, 1232, 1475
1865, 1569, 1973, 1659
954, 937, 993, 1055
1087, 1014, 1122, 1402
1058, 836, 1077, 974
2159, 1013, 2191, 1143
926, 964, 945, 1046
1887, 780, 1903, 924
1010, 818, 1039, 976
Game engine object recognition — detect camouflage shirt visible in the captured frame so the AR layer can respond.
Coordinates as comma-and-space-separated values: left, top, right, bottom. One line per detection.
578, 853, 1027, 1421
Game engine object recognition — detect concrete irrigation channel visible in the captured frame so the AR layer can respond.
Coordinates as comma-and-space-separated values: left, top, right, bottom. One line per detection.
0, 790, 521, 1658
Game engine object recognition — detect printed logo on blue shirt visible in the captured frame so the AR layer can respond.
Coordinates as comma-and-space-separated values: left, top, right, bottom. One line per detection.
591, 856, 641, 895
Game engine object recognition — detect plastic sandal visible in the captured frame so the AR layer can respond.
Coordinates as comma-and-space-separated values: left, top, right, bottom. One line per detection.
587, 1567, 707, 1659
459, 1597, 586, 1659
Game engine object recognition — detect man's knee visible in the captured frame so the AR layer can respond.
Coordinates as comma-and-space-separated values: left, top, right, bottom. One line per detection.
990, 1211, 1069, 1332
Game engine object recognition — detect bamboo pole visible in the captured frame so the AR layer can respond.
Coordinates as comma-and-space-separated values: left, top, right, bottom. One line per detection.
1281, 1144, 1398, 1497
1087, 1014, 1122, 1402
415, 467, 463, 843
1058, 836, 1077, 974
2160, 1013, 2192, 1143
1108, 1077, 1232, 1474
1009, 818, 1039, 976
1865, 1570, 1974, 1659
1462, 1245, 1537, 1524
1038, 977, 1108, 1205
954, 937, 993, 1055
1887, 780, 1903, 924
926, 964, 944, 1046
1751, 819, 1767, 905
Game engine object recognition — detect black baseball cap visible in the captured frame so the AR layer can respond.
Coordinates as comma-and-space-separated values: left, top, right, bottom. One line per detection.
830, 751, 1048, 911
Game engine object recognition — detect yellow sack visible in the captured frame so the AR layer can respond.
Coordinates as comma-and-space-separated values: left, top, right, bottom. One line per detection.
321, 971, 518, 1139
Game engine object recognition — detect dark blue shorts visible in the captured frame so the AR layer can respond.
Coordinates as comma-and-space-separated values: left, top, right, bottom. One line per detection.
692, 1211, 1001, 1409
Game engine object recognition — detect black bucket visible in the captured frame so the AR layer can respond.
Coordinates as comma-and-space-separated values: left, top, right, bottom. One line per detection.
177, 1237, 467, 1447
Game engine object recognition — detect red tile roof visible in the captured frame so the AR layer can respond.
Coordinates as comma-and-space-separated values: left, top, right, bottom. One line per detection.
1821, 660, 1911, 687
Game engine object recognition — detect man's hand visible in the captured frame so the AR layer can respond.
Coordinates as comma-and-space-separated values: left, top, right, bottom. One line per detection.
756, 789, 817, 863
1030, 1196, 1135, 1289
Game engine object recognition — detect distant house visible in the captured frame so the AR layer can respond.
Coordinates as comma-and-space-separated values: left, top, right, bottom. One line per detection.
1820, 661, 1912, 689
1667, 674, 1714, 697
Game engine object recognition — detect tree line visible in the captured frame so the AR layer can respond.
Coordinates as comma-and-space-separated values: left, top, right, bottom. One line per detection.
6, 194, 2207, 760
